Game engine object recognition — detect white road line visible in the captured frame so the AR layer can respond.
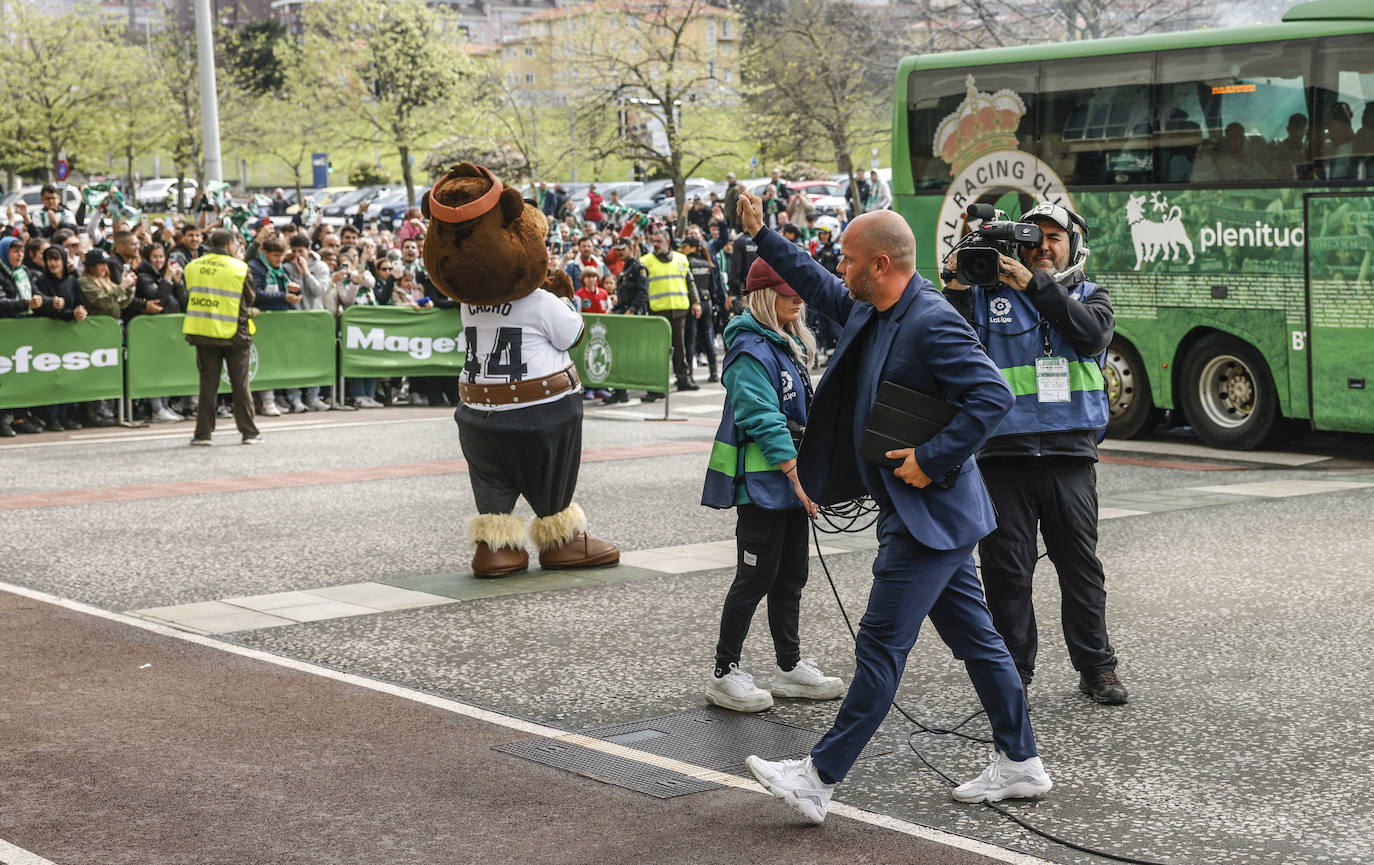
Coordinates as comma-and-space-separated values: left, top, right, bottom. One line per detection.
0, 838, 59, 865
0, 578, 1051, 865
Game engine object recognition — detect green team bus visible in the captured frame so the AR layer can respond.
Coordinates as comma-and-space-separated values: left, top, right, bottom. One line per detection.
892, 0, 1372, 449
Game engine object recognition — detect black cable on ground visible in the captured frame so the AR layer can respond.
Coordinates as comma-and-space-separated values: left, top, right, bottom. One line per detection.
810, 504, 1174, 865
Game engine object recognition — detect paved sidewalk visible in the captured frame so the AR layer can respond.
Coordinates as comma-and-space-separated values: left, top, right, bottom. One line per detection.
0, 588, 1027, 865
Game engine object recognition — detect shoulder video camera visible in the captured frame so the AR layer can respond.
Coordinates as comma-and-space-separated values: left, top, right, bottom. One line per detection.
949, 203, 1042, 287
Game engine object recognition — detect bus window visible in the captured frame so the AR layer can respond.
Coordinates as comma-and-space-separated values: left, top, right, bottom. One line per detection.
906, 64, 1036, 191
1037, 55, 1153, 187
1155, 41, 1310, 183
1312, 34, 1374, 181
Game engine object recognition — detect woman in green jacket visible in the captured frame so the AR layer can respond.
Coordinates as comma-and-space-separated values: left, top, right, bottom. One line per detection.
701, 258, 844, 713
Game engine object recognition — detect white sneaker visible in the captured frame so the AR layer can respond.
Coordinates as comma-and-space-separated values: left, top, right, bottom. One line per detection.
357, 396, 382, 409
306, 398, 331, 412
260, 400, 282, 417
289, 400, 308, 414
952, 750, 1053, 803
704, 664, 773, 713
745, 755, 834, 824
151, 407, 182, 423
771, 659, 845, 700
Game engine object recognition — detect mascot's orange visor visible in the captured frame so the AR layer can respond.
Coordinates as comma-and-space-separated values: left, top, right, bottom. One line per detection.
424, 165, 502, 224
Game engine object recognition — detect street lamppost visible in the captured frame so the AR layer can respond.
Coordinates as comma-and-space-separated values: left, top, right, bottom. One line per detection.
194, 0, 223, 183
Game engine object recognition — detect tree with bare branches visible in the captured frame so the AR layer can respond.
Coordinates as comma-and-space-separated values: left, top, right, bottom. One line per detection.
741, 0, 903, 219
300, 0, 478, 207
559, 0, 744, 234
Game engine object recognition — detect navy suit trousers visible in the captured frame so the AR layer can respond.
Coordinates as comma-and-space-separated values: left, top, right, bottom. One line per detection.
810, 508, 1037, 784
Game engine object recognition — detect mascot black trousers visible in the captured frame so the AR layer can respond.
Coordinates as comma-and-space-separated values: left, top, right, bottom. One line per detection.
456, 393, 582, 517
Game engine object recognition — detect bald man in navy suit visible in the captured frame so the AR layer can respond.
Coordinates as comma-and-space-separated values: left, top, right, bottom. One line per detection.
736, 191, 1052, 824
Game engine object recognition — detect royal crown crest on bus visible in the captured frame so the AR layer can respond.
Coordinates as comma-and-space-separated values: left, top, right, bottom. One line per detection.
933, 76, 1027, 175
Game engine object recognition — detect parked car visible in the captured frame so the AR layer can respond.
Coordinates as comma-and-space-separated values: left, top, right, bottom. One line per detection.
369, 186, 430, 231
788, 180, 850, 220
135, 178, 197, 211
320, 185, 388, 225
0, 184, 82, 218
619, 178, 714, 212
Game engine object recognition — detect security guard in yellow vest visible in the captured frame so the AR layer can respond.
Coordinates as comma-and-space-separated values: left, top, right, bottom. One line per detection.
639, 229, 701, 396
182, 228, 262, 446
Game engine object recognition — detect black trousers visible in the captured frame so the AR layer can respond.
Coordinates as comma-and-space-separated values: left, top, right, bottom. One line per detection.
194, 343, 258, 440
978, 457, 1116, 682
653, 309, 690, 383
456, 393, 582, 517
693, 299, 718, 374
713, 503, 810, 675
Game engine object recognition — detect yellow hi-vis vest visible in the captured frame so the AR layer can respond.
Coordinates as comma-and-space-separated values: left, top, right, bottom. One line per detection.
182, 253, 250, 340
640, 251, 692, 312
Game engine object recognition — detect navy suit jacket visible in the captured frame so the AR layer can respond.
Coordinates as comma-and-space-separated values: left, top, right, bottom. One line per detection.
752, 228, 1013, 550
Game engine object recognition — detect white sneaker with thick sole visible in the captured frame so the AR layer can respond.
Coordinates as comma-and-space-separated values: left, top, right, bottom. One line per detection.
306, 398, 331, 412
260, 401, 282, 417
771, 659, 845, 700
704, 665, 773, 713
952, 750, 1053, 803
745, 755, 834, 824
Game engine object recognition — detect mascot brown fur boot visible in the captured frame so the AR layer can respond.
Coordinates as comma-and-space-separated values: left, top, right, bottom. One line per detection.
423, 162, 618, 578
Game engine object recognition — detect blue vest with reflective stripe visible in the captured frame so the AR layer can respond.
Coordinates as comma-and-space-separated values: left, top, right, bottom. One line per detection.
701, 334, 810, 510
971, 279, 1109, 438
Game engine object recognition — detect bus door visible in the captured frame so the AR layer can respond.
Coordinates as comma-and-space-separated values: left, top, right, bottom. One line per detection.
1304, 192, 1374, 433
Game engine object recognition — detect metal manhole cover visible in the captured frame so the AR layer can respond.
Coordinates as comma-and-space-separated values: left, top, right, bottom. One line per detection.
494, 707, 886, 799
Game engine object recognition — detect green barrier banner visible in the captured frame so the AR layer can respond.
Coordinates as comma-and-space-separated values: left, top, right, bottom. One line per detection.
572, 313, 671, 393
125, 310, 337, 399
0, 316, 124, 409
339, 306, 464, 377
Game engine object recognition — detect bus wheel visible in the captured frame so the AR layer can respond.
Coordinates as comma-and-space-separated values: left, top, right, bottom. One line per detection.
1180, 333, 1278, 450
1103, 337, 1158, 439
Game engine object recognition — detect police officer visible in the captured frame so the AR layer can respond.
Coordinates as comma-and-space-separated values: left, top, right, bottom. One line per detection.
639, 230, 701, 394
182, 229, 262, 446
941, 202, 1126, 705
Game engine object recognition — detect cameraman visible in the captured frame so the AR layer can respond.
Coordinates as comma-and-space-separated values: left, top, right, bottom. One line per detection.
941, 203, 1126, 706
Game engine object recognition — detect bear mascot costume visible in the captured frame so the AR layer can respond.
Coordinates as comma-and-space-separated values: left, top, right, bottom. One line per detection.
422, 162, 619, 577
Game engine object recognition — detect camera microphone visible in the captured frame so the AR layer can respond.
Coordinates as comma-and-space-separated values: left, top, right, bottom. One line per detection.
962, 202, 997, 222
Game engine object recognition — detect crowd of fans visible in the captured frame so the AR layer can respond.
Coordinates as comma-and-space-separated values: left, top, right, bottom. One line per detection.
0, 168, 881, 436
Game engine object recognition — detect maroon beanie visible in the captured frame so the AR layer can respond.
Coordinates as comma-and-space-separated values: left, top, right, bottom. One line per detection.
744, 258, 797, 297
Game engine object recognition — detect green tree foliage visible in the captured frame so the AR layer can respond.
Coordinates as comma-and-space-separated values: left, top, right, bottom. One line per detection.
564, 0, 743, 234
348, 161, 391, 186
220, 20, 287, 97
742, 0, 900, 217
100, 39, 167, 196
0, 2, 125, 177
301, 0, 478, 206
422, 137, 530, 183
230, 32, 342, 204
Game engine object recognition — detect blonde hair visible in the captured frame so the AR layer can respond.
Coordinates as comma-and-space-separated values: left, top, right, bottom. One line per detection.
745, 288, 818, 366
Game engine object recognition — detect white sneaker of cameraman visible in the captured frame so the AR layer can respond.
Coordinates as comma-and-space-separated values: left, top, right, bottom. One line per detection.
771, 658, 845, 700
704, 664, 773, 713
952, 750, 1053, 803
745, 755, 834, 824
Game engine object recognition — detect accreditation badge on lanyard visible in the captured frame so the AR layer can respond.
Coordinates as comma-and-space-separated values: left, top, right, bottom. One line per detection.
1034, 321, 1071, 403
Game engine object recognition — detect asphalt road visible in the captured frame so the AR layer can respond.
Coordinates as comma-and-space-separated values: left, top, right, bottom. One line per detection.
3, 385, 1372, 865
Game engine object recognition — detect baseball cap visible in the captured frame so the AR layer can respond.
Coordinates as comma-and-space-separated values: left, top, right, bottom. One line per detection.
1020, 202, 1073, 232
84, 248, 111, 268
744, 258, 797, 297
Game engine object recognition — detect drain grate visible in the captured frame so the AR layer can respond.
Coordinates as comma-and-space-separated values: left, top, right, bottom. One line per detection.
495, 707, 886, 799
494, 737, 720, 799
